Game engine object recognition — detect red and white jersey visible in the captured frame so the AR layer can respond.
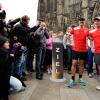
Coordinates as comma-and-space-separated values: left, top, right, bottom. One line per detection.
69, 26, 89, 52
90, 29, 100, 54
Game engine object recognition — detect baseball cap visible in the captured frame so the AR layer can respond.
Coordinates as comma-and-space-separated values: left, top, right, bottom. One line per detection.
78, 17, 85, 21
94, 17, 100, 21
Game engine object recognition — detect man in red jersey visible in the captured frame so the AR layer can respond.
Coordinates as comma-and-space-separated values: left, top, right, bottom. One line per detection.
68, 18, 89, 87
89, 17, 100, 90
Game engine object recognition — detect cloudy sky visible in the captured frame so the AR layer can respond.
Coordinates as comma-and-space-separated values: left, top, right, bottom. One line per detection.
0, 0, 39, 26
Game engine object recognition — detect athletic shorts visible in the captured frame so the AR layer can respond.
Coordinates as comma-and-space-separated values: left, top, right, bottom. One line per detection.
94, 53, 100, 65
72, 50, 87, 60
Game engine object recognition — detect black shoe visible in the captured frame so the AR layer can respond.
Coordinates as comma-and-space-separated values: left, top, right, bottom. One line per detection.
20, 79, 27, 87
22, 72, 27, 76
21, 77, 27, 81
30, 69, 35, 72
40, 73, 43, 77
22, 82, 27, 87
36, 75, 43, 80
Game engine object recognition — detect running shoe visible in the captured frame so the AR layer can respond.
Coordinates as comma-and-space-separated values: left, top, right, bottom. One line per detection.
79, 78, 86, 86
96, 85, 100, 91
68, 79, 76, 88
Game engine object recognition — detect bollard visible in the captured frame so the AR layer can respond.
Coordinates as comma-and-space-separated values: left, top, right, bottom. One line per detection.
50, 34, 66, 82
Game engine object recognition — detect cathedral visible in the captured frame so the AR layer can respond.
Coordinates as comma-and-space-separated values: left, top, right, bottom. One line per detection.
37, 0, 100, 32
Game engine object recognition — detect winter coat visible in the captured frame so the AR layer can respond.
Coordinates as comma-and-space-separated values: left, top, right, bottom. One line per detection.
46, 37, 52, 50
0, 48, 11, 98
12, 23, 40, 46
11, 42, 23, 59
12, 22, 30, 46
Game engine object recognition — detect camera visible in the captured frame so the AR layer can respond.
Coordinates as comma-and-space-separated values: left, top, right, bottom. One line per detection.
0, 10, 6, 19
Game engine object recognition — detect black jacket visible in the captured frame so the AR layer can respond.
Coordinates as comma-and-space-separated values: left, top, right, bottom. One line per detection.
12, 23, 30, 46
0, 48, 11, 98
12, 23, 39, 46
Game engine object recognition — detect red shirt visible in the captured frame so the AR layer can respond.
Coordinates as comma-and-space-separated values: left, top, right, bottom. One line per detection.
70, 27, 89, 52
90, 29, 100, 53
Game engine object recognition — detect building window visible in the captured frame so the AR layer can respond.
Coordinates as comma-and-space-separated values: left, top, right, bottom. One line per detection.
40, 0, 44, 3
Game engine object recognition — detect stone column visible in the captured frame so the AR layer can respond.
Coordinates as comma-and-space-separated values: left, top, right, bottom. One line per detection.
82, 0, 89, 26
57, 0, 64, 31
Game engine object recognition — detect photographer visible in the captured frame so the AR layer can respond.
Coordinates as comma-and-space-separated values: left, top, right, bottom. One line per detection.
0, 3, 6, 20
7, 18, 21, 47
11, 15, 41, 80
0, 3, 7, 37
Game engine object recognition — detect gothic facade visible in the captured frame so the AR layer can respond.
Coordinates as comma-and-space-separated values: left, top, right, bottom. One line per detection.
37, 0, 100, 32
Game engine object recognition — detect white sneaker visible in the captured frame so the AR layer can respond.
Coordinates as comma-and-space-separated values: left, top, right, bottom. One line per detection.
47, 69, 51, 74
48, 70, 51, 74
96, 86, 100, 91
89, 73, 93, 78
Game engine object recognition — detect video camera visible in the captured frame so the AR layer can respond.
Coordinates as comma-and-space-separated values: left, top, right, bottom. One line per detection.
0, 10, 6, 19
7, 18, 20, 28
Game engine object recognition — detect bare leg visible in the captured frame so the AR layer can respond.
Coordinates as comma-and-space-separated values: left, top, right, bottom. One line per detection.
79, 60, 85, 76
71, 60, 78, 77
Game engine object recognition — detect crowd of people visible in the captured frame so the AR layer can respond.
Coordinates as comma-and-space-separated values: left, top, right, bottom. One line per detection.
0, 3, 52, 100
63, 17, 100, 90
0, 3, 100, 100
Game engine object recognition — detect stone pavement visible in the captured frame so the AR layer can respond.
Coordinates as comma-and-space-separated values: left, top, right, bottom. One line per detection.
9, 72, 100, 100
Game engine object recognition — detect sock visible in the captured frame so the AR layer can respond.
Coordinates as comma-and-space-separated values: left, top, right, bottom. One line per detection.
79, 75, 82, 79
72, 76, 75, 81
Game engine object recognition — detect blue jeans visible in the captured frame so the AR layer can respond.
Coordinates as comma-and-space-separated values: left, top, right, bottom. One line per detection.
26, 49, 35, 71
67, 47, 72, 71
87, 47, 93, 74
35, 47, 46, 76
14, 46, 27, 78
